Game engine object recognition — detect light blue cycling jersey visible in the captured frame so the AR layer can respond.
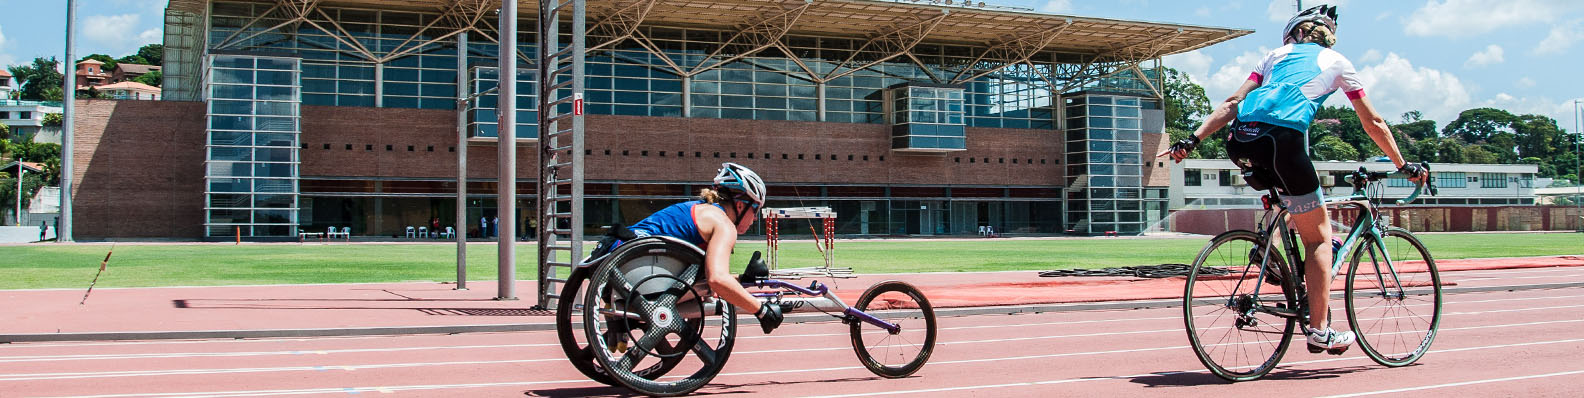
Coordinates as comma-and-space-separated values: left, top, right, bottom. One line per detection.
1235, 43, 1367, 138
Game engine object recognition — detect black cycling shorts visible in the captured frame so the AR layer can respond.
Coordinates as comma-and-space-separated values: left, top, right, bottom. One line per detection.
1225, 121, 1324, 214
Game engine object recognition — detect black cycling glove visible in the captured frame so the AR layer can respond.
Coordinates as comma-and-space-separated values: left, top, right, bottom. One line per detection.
1397, 163, 1427, 180
1169, 135, 1201, 156
755, 303, 783, 334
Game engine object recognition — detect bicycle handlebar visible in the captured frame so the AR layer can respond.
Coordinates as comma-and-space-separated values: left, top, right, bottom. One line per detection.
1395, 162, 1438, 206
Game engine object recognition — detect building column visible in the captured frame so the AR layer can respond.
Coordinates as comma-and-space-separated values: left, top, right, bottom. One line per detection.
681, 75, 692, 118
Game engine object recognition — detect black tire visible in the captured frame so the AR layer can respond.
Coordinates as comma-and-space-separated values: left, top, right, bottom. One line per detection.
849, 280, 937, 378
582, 238, 735, 397
1345, 227, 1441, 367
555, 267, 681, 386
1183, 230, 1298, 382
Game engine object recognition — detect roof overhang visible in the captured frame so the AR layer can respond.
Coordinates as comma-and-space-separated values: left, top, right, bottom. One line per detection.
175, 0, 1250, 58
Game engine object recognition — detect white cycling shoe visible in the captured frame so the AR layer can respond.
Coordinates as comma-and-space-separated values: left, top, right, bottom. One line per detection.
1305, 326, 1355, 355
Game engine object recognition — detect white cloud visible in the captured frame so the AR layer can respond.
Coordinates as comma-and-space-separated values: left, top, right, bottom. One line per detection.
1534, 20, 1584, 55
1199, 47, 1272, 103
1195, 6, 1211, 17
1040, 0, 1073, 13
1463, 45, 1504, 68
81, 14, 160, 57
1517, 77, 1537, 88
1162, 50, 1212, 84
0, 24, 14, 71
1352, 53, 1471, 124
1403, 0, 1577, 38
1358, 49, 1383, 64
1477, 95, 1583, 127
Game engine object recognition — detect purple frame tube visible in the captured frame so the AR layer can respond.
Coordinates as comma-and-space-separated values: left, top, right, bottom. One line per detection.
744, 279, 902, 334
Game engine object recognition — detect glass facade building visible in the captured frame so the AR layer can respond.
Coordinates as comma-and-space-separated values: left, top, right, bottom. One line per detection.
204, 54, 303, 238
157, 0, 1247, 238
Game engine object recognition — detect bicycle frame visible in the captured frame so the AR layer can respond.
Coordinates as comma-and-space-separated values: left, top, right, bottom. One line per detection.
1240, 170, 1431, 321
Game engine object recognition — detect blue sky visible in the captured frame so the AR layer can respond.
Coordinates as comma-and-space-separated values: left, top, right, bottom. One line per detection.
1, 0, 1580, 129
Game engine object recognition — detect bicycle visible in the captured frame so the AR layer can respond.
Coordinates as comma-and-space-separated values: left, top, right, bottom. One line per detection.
1182, 163, 1441, 381
555, 234, 937, 396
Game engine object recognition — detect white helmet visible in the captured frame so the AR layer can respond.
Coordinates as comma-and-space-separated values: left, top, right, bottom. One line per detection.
1283, 4, 1338, 45
713, 163, 766, 208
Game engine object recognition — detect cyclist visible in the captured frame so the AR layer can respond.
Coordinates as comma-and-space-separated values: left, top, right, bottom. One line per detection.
611, 162, 783, 334
1159, 5, 1428, 354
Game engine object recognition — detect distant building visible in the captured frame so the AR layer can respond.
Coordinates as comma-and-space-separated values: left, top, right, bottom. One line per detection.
75, 59, 111, 89
96, 81, 162, 100
0, 69, 12, 99
111, 63, 161, 84
0, 99, 63, 142
1171, 159, 1541, 208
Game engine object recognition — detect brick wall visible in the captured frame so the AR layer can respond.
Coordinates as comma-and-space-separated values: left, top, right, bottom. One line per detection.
72, 99, 207, 239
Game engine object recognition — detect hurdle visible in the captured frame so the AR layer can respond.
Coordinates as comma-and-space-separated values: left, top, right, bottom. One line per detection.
761, 206, 854, 279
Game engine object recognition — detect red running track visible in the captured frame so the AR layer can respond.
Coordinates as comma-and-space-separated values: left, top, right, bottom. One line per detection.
2, 266, 1582, 397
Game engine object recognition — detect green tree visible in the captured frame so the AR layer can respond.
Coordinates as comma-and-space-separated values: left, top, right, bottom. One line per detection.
135, 44, 164, 66
7, 57, 65, 101
133, 70, 162, 87
1313, 134, 1360, 161
78, 54, 118, 71
1160, 67, 1210, 132
1444, 108, 1517, 144
42, 113, 62, 127
1463, 146, 1498, 164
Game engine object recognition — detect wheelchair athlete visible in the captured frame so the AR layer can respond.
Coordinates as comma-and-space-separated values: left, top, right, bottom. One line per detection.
592, 162, 784, 334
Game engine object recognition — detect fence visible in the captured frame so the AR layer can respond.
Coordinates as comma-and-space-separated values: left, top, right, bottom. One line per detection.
1169, 206, 1584, 235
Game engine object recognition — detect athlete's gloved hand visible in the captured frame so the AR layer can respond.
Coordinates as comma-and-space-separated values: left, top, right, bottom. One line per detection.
1160, 135, 1200, 163
1397, 162, 1428, 183
754, 302, 783, 334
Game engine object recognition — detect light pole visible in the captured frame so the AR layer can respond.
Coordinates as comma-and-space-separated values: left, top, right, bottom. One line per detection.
59, 0, 75, 242
1574, 99, 1581, 231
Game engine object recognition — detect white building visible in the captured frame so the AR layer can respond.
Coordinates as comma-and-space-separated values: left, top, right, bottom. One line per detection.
1171, 159, 1540, 209
0, 100, 64, 142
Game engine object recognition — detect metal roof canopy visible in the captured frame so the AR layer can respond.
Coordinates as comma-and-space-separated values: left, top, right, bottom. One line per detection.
176, 0, 1251, 60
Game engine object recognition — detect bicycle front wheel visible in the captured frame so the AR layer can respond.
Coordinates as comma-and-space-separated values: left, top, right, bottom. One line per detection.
849, 281, 937, 378
1183, 230, 1298, 382
1345, 227, 1441, 367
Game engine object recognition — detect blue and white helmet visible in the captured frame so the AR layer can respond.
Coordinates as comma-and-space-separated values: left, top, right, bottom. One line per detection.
1283, 4, 1338, 45
713, 162, 766, 208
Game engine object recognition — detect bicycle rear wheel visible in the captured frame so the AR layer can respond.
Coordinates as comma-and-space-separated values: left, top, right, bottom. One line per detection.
1183, 230, 1298, 382
849, 281, 937, 378
1345, 227, 1441, 367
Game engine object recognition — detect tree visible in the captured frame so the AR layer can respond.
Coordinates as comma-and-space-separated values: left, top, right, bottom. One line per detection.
78, 54, 118, 71
0, 123, 9, 142
135, 44, 164, 66
133, 70, 162, 87
1160, 67, 1210, 132
1313, 134, 1360, 161
1444, 108, 1517, 144
42, 113, 61, 127
7, 57, 64, 101
1463, 146, 1498, 164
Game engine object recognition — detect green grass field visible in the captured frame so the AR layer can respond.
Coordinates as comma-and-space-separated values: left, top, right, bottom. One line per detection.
1, 233, 1578, 290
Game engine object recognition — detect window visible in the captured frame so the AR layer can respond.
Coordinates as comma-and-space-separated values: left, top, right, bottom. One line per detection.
1437, 172, 1467, 188
1481, 173, 1507, 188
1387, 176, 1413, 187
1184, 169, 1202, 186
19, 111, 30, 119
1218, 170, 1232, 186
0, 111, 8, 119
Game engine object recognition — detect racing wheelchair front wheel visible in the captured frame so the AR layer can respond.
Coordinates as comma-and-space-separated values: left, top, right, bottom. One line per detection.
581, 237, 736, 397
849, 280, 937, 378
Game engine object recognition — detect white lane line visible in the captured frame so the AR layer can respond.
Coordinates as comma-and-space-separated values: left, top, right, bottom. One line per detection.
799, 337, 1584, 398
5, 292, 1582, 364
1317, 370, 1584, 398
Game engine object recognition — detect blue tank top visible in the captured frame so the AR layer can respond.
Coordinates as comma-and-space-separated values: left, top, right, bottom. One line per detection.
628, 200, 723, 247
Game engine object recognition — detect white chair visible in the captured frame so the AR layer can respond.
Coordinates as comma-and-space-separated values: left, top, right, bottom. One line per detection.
340, 226, 351, 240
325, 226, 338, 240
441, 226, 455, 239
418, 226, 429, 238
405, 226, 416, 238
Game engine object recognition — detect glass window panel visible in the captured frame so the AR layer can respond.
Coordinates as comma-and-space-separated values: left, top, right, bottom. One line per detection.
1115, 130, 1140, 141
721, 83, 752, 95
614, 90, 646, 104
721, 108, 752, 119
1089, 141, 1113, 151
211, 100, 252, 115
254, 210, 293, 223
383, 82, 419, 96
754, 84, 788, 97
255, 102, 294, 116
254, 163, 293, 177
692, 81, 719, 94
338, 95, 374, 107
253, 179, 295, 193
1090, 117, 1113, 128
208, 178, 251, 193
339, 65, 374, 80
254, 195, 294, 208
1115, 118, 1140, 129
209, 194, 250, 208
211, 84, 253, 99
210, 116, 251, 130
1117, 154, 1141, 164
1088, 105, 1112, 116
255, 117, 297, 132
210, 131, 251, 146
208, 162, 251, 177
256, 70, 294, 85
255, 148, 294, 162
214, 57, 254, 69
257, 86, 297, 101
255, 133, 295, 147
214, 69, 253, 84
209, 208, 251, 223
1115, 107, 1140, 117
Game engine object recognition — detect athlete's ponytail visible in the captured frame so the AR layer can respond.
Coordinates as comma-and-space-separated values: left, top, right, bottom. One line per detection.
1293, 21, 1336, 48
697, 187, 727, 204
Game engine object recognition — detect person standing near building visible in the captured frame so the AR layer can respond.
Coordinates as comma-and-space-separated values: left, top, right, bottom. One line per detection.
491, 216, 500, 238
40, 220, 48, 241
479, 216, 488, 238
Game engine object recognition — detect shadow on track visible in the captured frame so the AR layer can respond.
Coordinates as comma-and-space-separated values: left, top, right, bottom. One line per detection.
1125, 364, 1377, 387
524, 376, 881, 397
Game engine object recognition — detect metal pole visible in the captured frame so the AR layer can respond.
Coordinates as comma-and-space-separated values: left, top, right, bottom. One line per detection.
1575, 99, 1581, 231
60, 0, 75, 242
455, 31, 469, 290
497, 2, 518, 300
15, 156, 21, 227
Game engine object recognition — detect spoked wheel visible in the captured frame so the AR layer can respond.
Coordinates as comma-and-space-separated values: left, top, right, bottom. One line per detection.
1345, 227, 1441, 367
582, 239, 734, 397
555, 267, 682, 386
849, 280, 937, 378
1183, 230, 1299, 382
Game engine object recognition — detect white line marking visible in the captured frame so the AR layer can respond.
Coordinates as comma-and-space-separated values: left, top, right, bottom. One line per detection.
1318, 370, 1584, 398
